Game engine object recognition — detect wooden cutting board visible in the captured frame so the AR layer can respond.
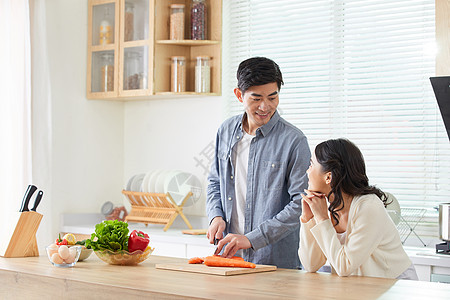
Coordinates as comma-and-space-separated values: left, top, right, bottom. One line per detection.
155, 262, 277, 276
181, 229, 207, 235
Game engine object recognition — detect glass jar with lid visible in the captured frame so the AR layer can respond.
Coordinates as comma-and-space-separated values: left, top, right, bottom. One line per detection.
170, 4, 185, 40
171, 56, 186, 92
124, 2, 134, 41
195, 56, 210, 93
190, 0, 206, 40
99, 6, 113, 45
124, 51, 142, 90
101, 53, 114, 92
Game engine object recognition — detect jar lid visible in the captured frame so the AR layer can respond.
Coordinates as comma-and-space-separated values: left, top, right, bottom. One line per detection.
101, 201, 114, 216
196, 55, 210, 59
170, 4, 185, 8
171, 56, 186, 60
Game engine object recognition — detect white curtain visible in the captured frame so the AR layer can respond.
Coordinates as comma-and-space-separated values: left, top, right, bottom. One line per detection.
0, 0, 52, 251
223, 0, 442, 243
0, 0, 32, 223
30, 0, 53, 249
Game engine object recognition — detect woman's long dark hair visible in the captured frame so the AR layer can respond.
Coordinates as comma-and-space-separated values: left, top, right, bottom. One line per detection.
315, 138, 388, 226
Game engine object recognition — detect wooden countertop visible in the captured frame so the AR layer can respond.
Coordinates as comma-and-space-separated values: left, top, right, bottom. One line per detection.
1, 254, 449, 299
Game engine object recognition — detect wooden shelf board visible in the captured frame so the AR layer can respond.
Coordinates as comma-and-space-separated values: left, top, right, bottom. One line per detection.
91, 44, 116, 52
155, 92, 220, 96
155, 40, 220, 46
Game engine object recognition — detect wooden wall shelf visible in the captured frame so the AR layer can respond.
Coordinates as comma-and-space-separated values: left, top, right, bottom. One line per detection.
87, 0, 222, 100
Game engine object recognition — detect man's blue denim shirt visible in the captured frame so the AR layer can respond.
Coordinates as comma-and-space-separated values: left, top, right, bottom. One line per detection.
207, 111, 311, 269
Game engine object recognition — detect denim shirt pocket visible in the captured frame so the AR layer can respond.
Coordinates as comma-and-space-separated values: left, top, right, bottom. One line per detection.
262, 160, 284, 191
218, 150, 228, 161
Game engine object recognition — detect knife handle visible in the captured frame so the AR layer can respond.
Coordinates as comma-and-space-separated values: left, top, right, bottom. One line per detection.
20, 185, 38, 212
31, 190, 44, 212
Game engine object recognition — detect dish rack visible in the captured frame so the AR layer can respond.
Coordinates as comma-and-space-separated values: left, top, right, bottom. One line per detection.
389, 208, 427, 246
122, 190, 193, 231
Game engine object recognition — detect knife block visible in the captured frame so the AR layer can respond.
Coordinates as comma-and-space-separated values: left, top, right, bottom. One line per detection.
0, 211, 43, 258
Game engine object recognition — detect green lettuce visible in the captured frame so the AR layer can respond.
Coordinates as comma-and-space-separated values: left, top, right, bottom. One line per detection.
85, 220, 129, 252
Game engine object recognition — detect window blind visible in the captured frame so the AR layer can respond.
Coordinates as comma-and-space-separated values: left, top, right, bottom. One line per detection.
223, 0, 447, 241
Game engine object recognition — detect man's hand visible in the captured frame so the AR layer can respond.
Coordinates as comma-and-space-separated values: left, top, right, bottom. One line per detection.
207, 216, 226, 244
214, 233, 252, 258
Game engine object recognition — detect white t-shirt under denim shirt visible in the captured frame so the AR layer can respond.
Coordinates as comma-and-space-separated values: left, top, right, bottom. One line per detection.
230, 131, 254, 236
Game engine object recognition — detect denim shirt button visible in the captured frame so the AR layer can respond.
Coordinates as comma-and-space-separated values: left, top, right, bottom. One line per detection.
272, 163, 275, 168
228, 197, 232, 201
230, 175, 234, 180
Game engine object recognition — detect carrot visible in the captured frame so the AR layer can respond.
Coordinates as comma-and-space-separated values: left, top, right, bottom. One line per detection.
203, 256, 256, 268
231, 256, 244, 261
188, 257, 204, 264
213, 254, 244, 261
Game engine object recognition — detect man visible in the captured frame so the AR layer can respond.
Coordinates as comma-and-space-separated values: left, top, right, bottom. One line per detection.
206, 57, 311, 269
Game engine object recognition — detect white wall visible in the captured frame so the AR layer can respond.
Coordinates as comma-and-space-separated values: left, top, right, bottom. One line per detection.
123, 97, 222, 216
45, 0, 124, 241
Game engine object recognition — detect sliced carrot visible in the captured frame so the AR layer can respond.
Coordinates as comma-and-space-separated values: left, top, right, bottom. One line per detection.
231, 256, 244, 261
204, 256, 256, 268
188, 257, 204, 264
213, 254, 244, 260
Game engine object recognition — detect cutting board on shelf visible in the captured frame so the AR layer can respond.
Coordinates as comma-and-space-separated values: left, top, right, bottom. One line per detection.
181, 229, 207, 235
155, 262, 277, 276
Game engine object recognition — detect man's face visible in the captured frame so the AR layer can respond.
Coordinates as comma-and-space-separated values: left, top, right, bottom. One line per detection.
234, 82, 279, 135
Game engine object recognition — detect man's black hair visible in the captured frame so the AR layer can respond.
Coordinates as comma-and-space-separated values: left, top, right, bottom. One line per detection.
236, 57, 284, 94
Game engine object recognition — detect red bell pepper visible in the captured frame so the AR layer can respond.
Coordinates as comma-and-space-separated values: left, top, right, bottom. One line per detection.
128, 230, 150, 252
56, 233, 68, 246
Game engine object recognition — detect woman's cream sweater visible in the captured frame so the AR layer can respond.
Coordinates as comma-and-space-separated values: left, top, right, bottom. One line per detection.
299, 194, 411, 278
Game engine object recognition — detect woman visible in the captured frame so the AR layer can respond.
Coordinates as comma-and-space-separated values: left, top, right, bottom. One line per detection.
299, 138, 417, 279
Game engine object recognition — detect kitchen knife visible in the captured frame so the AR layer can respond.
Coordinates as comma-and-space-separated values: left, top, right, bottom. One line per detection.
31, 190, 44, 212
19, 185, 38, 212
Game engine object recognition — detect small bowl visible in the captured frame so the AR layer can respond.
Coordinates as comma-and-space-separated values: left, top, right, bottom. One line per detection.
78, 247, 94, 261
46, 245, 82, 268
94, 246, 154, 265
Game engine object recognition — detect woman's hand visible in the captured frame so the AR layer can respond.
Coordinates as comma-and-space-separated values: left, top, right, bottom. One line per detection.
300, 192, 314, 223
303, 189, 329, 223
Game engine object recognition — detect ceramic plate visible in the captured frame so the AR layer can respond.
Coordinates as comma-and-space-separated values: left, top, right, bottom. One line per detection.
165, 171, 202, 206
148, 169, 163, 193
126, 174, 137, 191
141, 171, 154, 193
155, 170, 168, 193
131, 173, 145, 192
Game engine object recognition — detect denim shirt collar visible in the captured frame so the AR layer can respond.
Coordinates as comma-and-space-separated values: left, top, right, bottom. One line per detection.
239, 111, 280, 137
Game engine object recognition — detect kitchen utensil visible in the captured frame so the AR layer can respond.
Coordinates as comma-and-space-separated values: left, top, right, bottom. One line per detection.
94, 247, 154, 265
164, 171, 202, 206
141, 170, 154, 193
30, 191, 43, 212
101, 201, 114, 216
131, 173, 145, 192
155, 170, 168, 193
46, 245, 82, 268
19, 185, 37, 212
126, 174, 138, 191
182, 229, 207, 235
155, 262, 277, 276
148, 169, 163, 192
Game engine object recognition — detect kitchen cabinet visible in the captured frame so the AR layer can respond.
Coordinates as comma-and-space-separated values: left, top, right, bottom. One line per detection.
87, 0, 222, 100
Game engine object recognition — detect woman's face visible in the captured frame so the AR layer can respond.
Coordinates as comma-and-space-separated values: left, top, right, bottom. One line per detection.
306, 152, 331, 194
